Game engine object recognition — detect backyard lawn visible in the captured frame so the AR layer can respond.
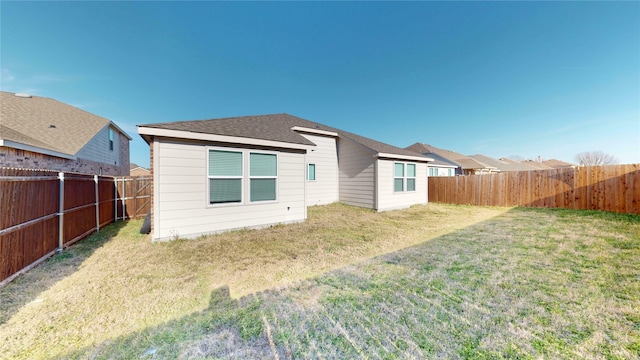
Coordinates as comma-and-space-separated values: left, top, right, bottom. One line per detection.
0, 203, 638, 359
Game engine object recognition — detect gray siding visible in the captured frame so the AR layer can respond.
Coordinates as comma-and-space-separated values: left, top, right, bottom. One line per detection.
154, 139, 306, 240
337, 138, 375, 209
376, 160, 428, 211
299, 133, 339, 206
76, 125, 122, 166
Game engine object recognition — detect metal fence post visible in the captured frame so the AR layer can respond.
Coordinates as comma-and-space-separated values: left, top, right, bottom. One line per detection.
58, 172, 64, 253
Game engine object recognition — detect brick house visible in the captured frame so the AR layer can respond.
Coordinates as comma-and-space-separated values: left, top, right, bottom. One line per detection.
0, 91, 131, 175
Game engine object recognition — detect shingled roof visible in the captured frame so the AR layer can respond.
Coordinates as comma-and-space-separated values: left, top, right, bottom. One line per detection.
139, 113, 429, 160
405, 142, 495, 170
0, 91, 131, 157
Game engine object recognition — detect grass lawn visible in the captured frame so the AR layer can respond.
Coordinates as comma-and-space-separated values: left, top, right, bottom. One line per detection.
1, 203, 638, 359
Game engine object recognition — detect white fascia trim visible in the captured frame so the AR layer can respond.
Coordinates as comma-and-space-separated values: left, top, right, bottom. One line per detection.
429, 164, 458, 168
291, 126, 339, 137
376, 152, 434, 162
137, 127, 314, 150
0, 139, 76, 160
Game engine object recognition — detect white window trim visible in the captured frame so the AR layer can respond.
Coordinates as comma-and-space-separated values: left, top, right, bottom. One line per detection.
394, 162, 417, 193
249, 151, 279, 204
207, 148, 244, 207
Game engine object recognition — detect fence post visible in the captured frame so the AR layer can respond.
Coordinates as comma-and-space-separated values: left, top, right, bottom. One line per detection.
122, 178, 126, 221
95, 175, 100, 231
58, 172, 64, 253
114, 178, 118, 222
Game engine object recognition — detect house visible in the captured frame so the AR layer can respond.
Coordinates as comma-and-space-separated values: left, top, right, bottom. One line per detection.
405, 143, 497, 175
0, 91, 131, 175
469, 154, 542, 172
130, 163, 151, 177
137, 113, 433, 241
425, 153, 458, 177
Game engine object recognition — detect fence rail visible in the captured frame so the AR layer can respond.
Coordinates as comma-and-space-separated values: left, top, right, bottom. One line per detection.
428, 164, 640, 214
0, 168, 151, 285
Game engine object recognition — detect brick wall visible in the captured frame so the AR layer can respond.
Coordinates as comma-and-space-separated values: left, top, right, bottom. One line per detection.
0, 146, 129, 176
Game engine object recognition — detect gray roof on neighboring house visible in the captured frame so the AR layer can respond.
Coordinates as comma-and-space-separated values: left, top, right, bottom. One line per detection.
423, 152, 459, 167
405, 142, 496, 170
140, 113, 429, 160
470, 154, 541, 172
0, 91, 131, 156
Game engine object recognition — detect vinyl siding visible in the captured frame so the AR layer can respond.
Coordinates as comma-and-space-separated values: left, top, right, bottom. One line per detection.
337, 138, 375, 209
154, 139, 306, 240
299, 133, 339, 206
76, 125, 121, 166
376, 159, 428, 211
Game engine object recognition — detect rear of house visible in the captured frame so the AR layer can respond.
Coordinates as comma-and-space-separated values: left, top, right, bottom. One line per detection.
138, 114, 432, 241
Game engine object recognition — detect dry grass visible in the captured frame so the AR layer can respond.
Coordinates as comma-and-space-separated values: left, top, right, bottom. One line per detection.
0, 203, 638, 359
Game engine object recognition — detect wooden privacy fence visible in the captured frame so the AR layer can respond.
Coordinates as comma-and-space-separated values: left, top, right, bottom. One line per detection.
0, 168, 151, 285
428, 164, 640, 214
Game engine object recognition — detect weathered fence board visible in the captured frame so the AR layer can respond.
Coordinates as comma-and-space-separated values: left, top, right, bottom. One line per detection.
428, 164, 640, 214
0, 169, 152, 285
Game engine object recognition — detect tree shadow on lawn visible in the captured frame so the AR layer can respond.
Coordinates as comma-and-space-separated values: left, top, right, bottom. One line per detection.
0, 220, 130, 325
54, 207, 640, 359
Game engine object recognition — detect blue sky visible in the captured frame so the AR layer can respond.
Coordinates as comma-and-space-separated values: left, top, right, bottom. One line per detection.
2, 1, 638, 168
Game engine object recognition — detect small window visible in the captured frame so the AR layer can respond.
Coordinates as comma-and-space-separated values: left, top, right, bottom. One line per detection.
250, 152, 277, 202
109, 128, 114, 151
208, 150, 243, 204
307, 163, 316, 181
394, 163, 404, 192
448, 168, 454, 176
429, 167, 437, 176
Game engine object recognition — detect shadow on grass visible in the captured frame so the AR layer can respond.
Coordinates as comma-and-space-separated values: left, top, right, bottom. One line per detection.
0, 221, 129, 325
53, 207, 640, 359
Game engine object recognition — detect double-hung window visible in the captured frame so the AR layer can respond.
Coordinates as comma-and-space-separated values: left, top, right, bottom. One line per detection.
394, 162, 416, 192
208, 150, 243, 204
249, 152, 277, 202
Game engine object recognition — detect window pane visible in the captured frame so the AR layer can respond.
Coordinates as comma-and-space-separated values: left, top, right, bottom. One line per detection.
209, 150, 242, 176
394, 178, 404, 192
250, 153, 277, 176
407, 164, 416, 177
407, 178, 416, 191
209, 179, 241, 203
251, 179, 276, 201
394, 163, 404, 177
308, 164, 316, 180
448, 169, 453, 176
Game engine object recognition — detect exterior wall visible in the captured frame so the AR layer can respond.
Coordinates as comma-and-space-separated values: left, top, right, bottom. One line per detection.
153, 138, 306, 240
77, 125, 129, 172
376, 159, 428, 212
299, 133, 339, 206
337, 138, 376, 209
0, 146, 128, 175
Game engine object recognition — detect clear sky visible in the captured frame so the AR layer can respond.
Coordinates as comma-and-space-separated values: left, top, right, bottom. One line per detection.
2, 1, 638, 168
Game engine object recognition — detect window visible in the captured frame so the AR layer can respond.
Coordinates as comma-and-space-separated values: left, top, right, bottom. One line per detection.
429, 167, 438, 176
448, 168, 454, 176
307, 163, 316, 181
407, 164, 416, 191
249, 152, 277, 202
395, 162, 416, 192
109, 128, 114, 151
208, 150, 242, 204
394, 163, 404, 192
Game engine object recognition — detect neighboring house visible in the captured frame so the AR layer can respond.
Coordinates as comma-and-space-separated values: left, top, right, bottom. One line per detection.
541, 159, 575, 169
0, 91, 131, 175
138, 113, 433, 241
130, 163, 151, 177
469, 154, 542, 172
405, 143, 497, 175
425, 153, 458, 176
